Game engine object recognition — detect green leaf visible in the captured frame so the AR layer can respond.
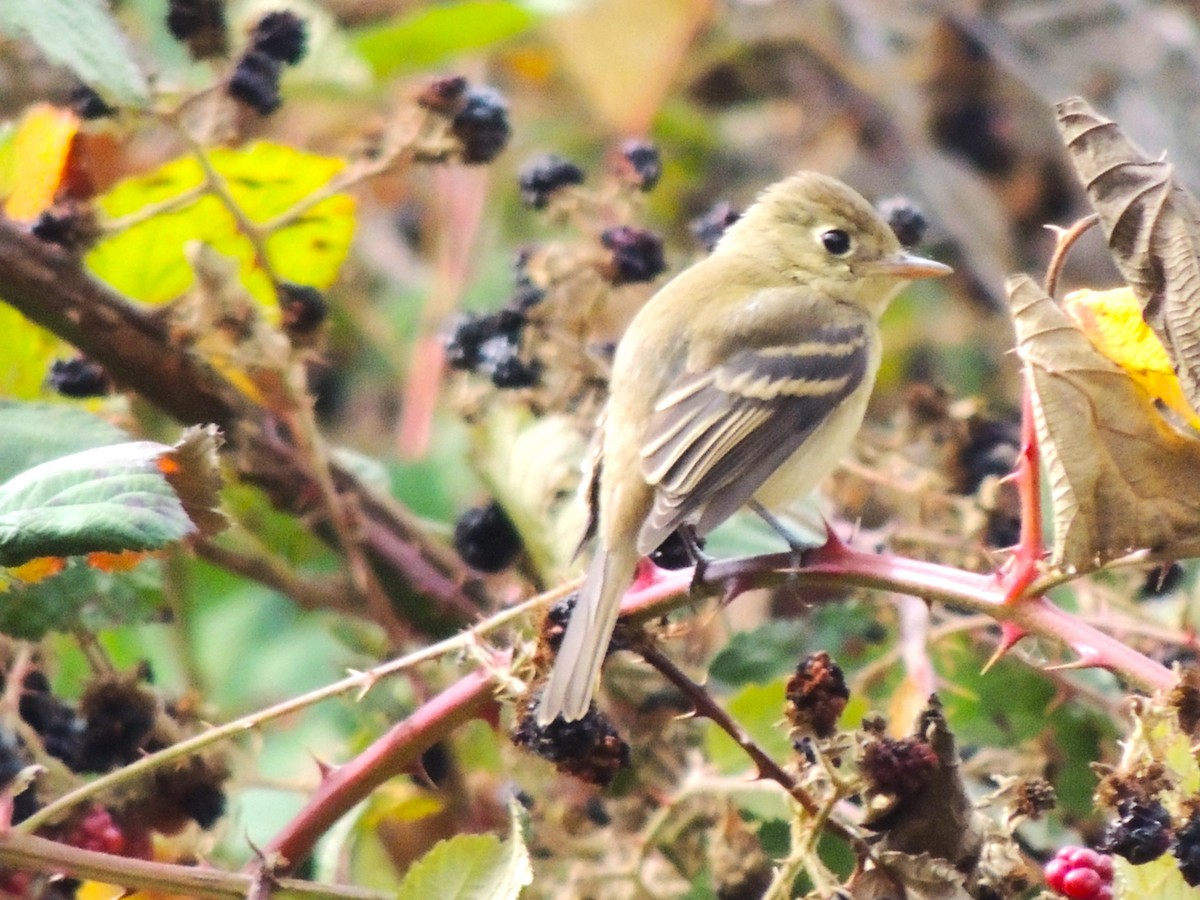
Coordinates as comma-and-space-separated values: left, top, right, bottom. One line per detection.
703, 679, 794, 775
0, 426, 226, 567
85, 143, 356, 308
709, 620, 810, 687
0, 557, 164, 639
0, 401, 129, 484
0, 0, 149, 105
354, 1, 537, 78
395, 820, 532, 900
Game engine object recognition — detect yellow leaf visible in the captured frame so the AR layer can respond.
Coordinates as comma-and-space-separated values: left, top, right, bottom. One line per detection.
2, 103, 79, 222
1064, 287, 1200, 428
7, 556, 66, 584
85, 142, 355, 309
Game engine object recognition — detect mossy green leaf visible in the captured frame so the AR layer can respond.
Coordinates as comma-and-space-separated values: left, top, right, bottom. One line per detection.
85, 142, 355, 308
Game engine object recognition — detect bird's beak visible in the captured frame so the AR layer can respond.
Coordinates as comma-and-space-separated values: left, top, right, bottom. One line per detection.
865, 252, 953, 280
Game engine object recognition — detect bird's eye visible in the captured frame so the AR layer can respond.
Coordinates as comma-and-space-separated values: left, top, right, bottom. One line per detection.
820, 228, 853, 256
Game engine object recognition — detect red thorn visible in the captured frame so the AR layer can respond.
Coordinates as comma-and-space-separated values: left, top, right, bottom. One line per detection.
982, 623, 1028, 673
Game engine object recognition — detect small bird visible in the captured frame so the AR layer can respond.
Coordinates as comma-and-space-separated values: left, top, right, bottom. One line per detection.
537, 171, 952, 725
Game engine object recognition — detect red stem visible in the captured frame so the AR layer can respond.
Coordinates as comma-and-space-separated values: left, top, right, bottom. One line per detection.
255, 667, 498, 874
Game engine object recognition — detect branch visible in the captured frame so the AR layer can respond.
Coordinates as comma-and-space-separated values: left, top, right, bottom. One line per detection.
0, 832, 387, 900
0, 218, 479, 635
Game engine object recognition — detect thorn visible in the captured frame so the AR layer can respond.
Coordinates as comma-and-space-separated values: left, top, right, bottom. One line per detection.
982, 623, 1028, 673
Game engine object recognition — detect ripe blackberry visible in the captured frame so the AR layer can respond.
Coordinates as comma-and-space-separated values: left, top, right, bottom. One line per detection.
1175, 810, 1200, 886
1101, 798, 1172, 864
250, 11, 307, 66
166, 0, 228, 59
48, 357, 111, 398
31, 210, 82, 249
601, 226, 665, 285
512, 698, 630, 786
228, 49, 283, 115
785, 651, 849, 739
453, 501, 523, 573
69, 85, 116, 120
876, 196, 929, 248
518, 154, 585, 209
1044, 846, 1114, 899
450, 87, 511, 164
278, 283, 328, 335
690, 201, 741, 252
957, 414, 1020, 494
649, 530, 703, 570
618, 139, 662, 191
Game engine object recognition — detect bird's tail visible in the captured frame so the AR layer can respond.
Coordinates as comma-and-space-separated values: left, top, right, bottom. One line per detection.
536, 544, 637, 724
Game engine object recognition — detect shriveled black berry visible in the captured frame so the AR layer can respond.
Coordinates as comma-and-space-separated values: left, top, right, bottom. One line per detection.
1102, 798, 1172, 864
76, 678, 157, 773
31, 211, 78, 248
958, 415, 1020, 494
166, 0, 228, 59
228, 50, 282, 116
542, 594, 577, 654
511, 280, 545, 310
512, 698, 630, 786
690, 201, 741, 252
453, 501, 522, 573
278, 283, 327, 335
649, 530, 703, 570
451, 87, 511, 165
619, 139, 662, 191
19, 672, 84, 770
250, 11, 307, 65
419, 742, 452, 788
601, 226, 666, 285
49, 357, 111, 398
417, 75, 468, 114
444, 312, 496, 372
1175, 810, 1200, 886
518, 154, 584, 209
1141, 563, 1185, 598
491, 354, 541, 390
877, 196, 929, 248
69, 85, 116, 120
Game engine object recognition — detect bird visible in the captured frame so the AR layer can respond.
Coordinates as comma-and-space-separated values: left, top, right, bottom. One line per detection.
537, 171, 952, 725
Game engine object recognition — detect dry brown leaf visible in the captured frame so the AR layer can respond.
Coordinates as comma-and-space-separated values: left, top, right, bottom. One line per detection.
1056, 96, 1200, 416
1009, 274, 1200, 572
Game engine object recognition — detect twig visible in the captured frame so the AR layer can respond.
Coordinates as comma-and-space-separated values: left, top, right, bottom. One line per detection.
194, 539, 355, 613
1043, 214, 1098, 298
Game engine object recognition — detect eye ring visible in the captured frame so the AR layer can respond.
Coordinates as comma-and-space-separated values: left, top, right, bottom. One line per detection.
820, 228, 853, 256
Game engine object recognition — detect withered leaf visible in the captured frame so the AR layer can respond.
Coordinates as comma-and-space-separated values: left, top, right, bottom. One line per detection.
1056, 96, 1200, 416
1009, 275, 1200, 572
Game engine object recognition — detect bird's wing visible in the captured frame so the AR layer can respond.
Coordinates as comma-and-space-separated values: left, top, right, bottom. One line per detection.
636, 306, 871, 554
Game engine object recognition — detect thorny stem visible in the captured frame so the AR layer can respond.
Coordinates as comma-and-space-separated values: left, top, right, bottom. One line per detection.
256, 666, 500, 875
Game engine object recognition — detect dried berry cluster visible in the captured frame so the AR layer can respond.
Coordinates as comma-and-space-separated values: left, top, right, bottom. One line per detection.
11, 669, 227, 832
416, 76, 512, 166
511, 698, 630, 786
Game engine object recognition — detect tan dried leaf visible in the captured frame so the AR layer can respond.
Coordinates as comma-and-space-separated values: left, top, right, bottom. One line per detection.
1009, 275, 1200, 571
1056, 96, 1200, 415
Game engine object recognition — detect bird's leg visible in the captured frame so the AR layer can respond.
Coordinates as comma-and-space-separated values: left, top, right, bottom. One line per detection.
677, 524, 712, 593
749, 501, 807, 571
